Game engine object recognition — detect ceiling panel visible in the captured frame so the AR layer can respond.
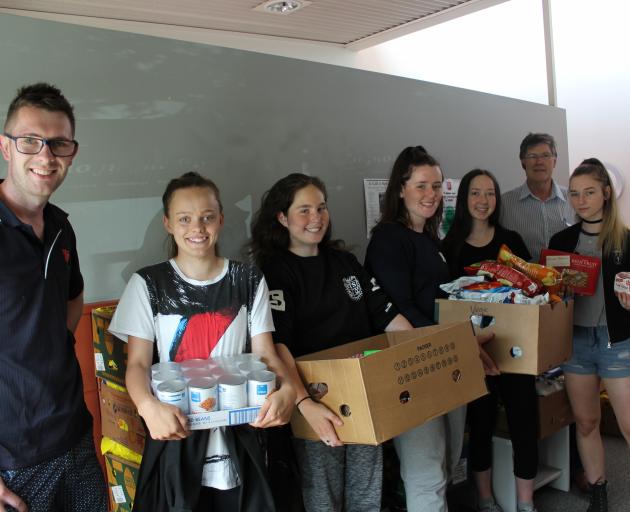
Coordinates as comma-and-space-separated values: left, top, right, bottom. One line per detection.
0, 0, 507, 48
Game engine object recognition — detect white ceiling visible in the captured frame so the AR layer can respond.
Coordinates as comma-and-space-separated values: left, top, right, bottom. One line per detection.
0, 0, 508, 50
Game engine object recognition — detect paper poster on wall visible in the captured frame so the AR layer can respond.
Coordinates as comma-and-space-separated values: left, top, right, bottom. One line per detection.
439, 178, 460, 239
364, 179, 389, 238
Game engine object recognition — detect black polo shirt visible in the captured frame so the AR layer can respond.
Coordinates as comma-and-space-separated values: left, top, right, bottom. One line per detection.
0, 192, 91, 469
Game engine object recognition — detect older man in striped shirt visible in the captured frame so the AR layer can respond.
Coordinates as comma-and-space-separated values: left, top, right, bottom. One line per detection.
500, 132, 574, 261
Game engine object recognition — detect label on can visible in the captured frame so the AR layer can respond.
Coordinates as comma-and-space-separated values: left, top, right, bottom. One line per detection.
156, 379, 189, 413
247, 370, 276, 406
188, 377, 218, 413
218, 374, 248, 410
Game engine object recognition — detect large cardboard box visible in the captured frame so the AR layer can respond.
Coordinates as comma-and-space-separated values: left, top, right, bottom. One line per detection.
436, 300, 573, 375
290, 322, 487, 445
105, 453, 140, 512
538, 388, 574, 439
98, 379, 146, 455
92, 305, 127, 386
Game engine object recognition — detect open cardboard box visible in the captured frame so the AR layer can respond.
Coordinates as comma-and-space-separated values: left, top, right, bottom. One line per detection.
436, 299, 573, 375
290, 322, 487, 445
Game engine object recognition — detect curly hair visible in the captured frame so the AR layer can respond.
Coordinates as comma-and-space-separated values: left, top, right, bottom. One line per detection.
249, 173, 343, 268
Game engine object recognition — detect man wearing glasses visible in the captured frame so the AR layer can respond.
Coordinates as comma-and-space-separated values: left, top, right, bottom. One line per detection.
0, 83, 107, 512
500, 132, 574, 261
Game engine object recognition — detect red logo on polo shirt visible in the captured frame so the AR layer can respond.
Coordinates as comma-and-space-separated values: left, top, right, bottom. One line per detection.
62, 249, 70, 264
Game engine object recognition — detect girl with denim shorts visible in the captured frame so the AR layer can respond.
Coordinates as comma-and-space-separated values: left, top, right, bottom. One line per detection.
549, 159, 630, 512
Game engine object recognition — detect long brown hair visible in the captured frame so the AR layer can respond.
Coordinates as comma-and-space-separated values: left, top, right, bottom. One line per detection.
570, 161, 627, 256
249, 173, 344, 268
376, 146, 443, 241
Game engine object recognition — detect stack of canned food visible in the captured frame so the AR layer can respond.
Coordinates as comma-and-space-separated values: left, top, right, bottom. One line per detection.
151, 354, 276, 414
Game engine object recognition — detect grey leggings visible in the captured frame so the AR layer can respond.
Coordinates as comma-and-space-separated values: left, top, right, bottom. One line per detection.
293, 438, 383, 512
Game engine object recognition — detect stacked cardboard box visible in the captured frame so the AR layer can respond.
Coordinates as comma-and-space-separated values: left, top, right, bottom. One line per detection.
92, 305, 144, 512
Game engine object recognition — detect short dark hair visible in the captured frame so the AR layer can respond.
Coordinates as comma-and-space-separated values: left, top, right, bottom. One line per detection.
519, 132, 557, 160
249, 173, 343, 268
376, 146, 443, 241
4, 83, 76, 135
162, 172, 223, 258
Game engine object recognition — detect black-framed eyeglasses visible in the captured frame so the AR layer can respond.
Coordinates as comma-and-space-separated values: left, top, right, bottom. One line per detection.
3, 133, 78, 157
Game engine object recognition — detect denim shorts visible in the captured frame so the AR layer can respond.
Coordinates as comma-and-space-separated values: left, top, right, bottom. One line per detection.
562, 325, 630, 378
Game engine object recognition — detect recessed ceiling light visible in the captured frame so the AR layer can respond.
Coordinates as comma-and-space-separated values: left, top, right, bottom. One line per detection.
253, 0, 312, 15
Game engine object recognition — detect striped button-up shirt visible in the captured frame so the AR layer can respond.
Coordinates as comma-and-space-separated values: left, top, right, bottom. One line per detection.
500, 181, 575, 261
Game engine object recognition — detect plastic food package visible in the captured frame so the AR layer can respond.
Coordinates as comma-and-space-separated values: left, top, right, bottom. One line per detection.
465, 261, 542, 297
497, 244, 561, 288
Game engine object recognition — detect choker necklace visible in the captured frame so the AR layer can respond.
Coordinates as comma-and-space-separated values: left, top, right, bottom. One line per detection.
582, 218, 603, 224
580, 228, 599, 237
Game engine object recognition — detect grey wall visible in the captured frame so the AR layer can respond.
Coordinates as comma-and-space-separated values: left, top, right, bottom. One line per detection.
0, 14, 568, 302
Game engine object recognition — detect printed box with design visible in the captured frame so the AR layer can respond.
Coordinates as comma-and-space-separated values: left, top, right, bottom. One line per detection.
105, 453, 140, 512
92, 305, 127, 386
436, 299, 574, 375
540, 249, 601, 296
98, 378, 146, 455
290, 322, 487, 445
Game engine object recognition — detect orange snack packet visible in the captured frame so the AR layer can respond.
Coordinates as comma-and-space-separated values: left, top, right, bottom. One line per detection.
497, 244, 561, 288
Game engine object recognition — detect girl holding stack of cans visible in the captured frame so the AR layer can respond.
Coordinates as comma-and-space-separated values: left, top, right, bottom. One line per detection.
109, 172, 295, 511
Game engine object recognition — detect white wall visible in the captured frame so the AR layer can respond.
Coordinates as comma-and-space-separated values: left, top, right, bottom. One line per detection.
357, 0, 630, 222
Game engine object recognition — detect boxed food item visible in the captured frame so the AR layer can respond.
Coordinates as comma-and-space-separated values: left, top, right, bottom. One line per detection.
98, 379, 146, 455
105, 453, 140, 512
538, 387, 574, 439
150, 355, 271, 429
92, 305, 127, 386
290, 322, 487, 445
540, 249, 601, 296
614, 271, 630, 294
436, 299, 573, 375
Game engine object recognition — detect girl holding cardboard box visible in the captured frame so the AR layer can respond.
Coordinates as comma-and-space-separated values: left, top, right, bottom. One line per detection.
109, 172, 295, 511
364, 147, 495, 512
441, 169, 539, 512
250, 172, 413, 512
549, 160, 630, 512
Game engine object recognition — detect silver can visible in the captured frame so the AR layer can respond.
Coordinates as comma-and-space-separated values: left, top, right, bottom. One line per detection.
156, 378, 189, 413
180, 358, 210, 371
238, 360, 267, 375
188, 377, 218, 413
247, 370, 276, 406
151, 361, 182, 376
182, 367, 212, 381
152, 369, 183, 394
218, 374, 248, 410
